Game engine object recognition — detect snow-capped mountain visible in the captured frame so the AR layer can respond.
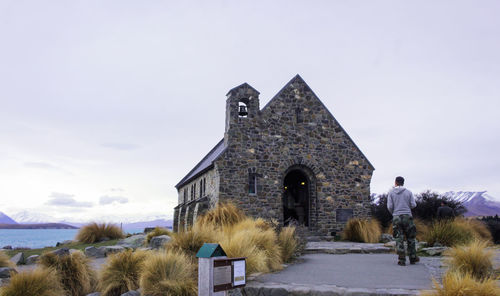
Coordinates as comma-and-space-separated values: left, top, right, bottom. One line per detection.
11, 211, 56, 224
0, 211, 17, 224
443, 191, 500, 217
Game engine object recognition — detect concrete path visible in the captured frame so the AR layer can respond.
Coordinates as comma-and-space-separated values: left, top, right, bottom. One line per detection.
240, 253, 442, 296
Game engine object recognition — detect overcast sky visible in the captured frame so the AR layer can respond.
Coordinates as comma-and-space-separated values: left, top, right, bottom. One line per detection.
1, 1, 499, 222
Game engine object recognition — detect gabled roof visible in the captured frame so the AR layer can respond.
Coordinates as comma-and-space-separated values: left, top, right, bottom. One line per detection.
175, 139, 226, 189
262, 74, 375, 170
226, 82, 260, 96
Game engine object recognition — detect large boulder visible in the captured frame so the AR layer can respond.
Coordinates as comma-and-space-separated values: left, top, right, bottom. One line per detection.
149, 235, 171, 249
117, 234, 146, 249
102, 246, 125, 257
85, 246, 106, 258
25, 255, 39, 265
10, 252, 24, 265
0, 267, 17, 278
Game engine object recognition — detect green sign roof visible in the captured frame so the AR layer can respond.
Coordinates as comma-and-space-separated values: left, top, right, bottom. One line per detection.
196, 243, 227, 258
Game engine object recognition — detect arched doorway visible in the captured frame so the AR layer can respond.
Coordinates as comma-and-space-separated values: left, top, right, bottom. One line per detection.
283, 170, 310, 226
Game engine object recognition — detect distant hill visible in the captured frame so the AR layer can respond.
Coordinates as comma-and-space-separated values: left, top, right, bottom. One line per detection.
0, 223, 77, 229
443, 191, 500, 217
0, 211, 17, 224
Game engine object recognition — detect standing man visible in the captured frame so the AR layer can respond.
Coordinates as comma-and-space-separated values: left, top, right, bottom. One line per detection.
387, 176, 419, 266
437, 201, 455, 220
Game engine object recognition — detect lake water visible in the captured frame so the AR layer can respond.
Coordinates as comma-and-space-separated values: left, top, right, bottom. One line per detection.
0, 228, 144, 249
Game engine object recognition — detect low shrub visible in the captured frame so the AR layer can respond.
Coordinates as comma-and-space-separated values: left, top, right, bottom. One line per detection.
140, 251, 196, 296
99, 250, 148, 296
421, 271, 500, 296
196, 202, 246, 228
445, 240, 494, 280
39, 251, 96, 296
342, 218, 381, 243
413, 190, 466, 222
0, 250, 13, 268
145, 227, 172, 244
278, 226, 298, 262
75, 222, 124, 244
0, 268, 65, 296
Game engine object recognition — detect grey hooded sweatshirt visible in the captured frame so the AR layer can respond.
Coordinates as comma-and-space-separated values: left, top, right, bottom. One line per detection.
387, 186, 416, 217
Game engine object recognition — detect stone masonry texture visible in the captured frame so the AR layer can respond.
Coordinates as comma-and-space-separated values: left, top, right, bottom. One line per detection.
174, 75, 374, 235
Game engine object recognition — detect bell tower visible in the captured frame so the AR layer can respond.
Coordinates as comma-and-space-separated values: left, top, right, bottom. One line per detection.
224, 83, 260, 145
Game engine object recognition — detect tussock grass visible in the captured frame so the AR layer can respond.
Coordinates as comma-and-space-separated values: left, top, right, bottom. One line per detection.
421, 271, 500, 296
0, 250, 13, 268
98, 250, 148, 296
278, 226, 298, 262
219, 219, 283, 274
455, 219, 493, 243
424, 220, 473, 247
342, 218, 381, 243
445, 240, 494, 281
0, 268, 65, 296
145, 227, 172, 245
75, 222, 124, 244
196, 202, 246, 228
140, 251, 196, 296
39, 250, 96, 296
166, 223, 220, 257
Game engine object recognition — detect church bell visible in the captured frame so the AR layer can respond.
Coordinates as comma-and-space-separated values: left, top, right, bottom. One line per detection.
238, 105, 248, 116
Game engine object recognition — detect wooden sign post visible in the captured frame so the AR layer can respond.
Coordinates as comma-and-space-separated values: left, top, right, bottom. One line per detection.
196, 243, 246, 296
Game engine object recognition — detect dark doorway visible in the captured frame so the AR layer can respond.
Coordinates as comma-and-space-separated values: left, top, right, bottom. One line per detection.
283, 170, 309, 226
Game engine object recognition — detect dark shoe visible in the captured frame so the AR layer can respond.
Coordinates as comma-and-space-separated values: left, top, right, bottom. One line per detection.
398, 261, 406, 266
410, 257, 420, 264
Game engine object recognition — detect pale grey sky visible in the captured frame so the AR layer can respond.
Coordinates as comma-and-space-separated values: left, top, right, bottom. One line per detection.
1, 0, 499, 221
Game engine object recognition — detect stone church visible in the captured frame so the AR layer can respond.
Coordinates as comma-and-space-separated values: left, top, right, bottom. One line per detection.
174, 75, 374, 236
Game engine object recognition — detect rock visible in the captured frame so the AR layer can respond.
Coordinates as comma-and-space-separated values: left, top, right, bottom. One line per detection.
25, 255, 39, 265
86, 293, 101, 296
117, 234, 146, 249
56, 240, 73, 247
102, 246, 125, 257
149, 235, 171, 249
379, 234, 394, 243
120, 291, 140, 296
51, 248, 70, 257
85, 246, 106, 258
10, 252, 24, 265
422, 247, 448, 256
384, 241, 396, 248
69, 249, 79, 254
0, 267, 17, 278
2, 245, 12, 250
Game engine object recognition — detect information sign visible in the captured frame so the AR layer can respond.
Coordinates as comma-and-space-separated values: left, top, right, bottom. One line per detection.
232, 259, 246, 287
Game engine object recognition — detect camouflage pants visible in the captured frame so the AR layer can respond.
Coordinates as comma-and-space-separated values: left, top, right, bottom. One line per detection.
392, 214, 417, 262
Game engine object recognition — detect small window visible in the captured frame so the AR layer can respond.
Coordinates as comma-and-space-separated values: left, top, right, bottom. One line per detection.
249, 173, 257, 194
199, 179, 203, 197
296, 108, 303, 123
183, 189, 187, 203
193, 183, 196, 199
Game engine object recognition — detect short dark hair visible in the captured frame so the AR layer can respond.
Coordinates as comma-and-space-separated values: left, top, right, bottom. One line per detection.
395, 176, 405, 186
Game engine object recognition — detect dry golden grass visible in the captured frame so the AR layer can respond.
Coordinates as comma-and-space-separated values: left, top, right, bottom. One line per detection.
342, 218, 381, 243
454, 219, 493, 243
278, 226, 297, 263
39, 250, 97, 296
421, 271, 500, 296
145, 227, 172, 245
166, 223, 220, 257
0, 268, 65, 296
424, 220, 474, 247
75, 222, 124, 244
0, 250, 13, 268
196, 202, 246, 228
444, 240, 495, 281
140, 251, 196, 296
219, 219, 283, 274
98, 250, 148, 296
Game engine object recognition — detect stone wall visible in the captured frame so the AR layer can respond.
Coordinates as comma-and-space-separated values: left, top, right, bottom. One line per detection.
214, 76, 374, 236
